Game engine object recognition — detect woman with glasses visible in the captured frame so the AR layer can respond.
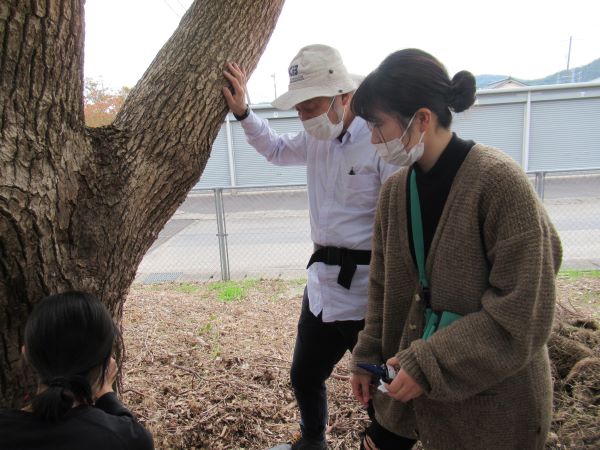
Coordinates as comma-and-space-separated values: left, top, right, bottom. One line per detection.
349, 49, 562, 450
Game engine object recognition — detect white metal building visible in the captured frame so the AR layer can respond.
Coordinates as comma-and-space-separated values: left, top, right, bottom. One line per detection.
195, 81, 600, 189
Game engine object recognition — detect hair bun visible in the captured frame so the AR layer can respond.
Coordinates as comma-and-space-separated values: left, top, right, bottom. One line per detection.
449, 70, 476, 113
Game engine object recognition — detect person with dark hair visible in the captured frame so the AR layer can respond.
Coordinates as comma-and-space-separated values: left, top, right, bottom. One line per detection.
0, 291, 153, 450
348, 49, 562, 450
223, 45, 398, 450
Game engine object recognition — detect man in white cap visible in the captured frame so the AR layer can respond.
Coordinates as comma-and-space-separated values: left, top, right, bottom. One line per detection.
223, 44, 398, 450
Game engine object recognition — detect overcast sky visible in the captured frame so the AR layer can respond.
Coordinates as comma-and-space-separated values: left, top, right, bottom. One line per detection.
84, 0, 600, 103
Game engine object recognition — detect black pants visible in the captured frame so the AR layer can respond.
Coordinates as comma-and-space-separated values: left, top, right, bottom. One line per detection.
363, 402, 417, 450
290, 288, 364, 441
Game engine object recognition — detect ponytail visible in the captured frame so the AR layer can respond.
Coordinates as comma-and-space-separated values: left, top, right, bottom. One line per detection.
31, 375, 93, 421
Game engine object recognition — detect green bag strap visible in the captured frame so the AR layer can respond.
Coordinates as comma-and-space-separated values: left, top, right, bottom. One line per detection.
410, 170, 463, 341
409, 169, 428, 290
411, 169, 437, 340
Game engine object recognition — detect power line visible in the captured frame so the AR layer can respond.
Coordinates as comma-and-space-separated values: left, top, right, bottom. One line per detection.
160, 0, 182, 18
173, 0, 189, 12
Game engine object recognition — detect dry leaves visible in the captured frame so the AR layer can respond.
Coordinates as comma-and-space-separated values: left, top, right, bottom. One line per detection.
121, 277, 600, 449
122, 280, 367, 449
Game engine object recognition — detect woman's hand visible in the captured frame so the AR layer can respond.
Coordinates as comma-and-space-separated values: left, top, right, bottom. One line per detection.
384, 356, 423, 402
351, 373, 373, 406
95, 357, 118, 399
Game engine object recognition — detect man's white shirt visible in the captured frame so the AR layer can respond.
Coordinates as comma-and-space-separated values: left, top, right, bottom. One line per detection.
240, 110, 398, 322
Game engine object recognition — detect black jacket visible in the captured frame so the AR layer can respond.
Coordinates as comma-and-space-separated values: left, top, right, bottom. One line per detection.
0, 392, 153, 450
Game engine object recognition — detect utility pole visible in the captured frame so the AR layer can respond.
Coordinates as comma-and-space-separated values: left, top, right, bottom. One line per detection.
566, 36, 573, 83
271, 73, 277, 99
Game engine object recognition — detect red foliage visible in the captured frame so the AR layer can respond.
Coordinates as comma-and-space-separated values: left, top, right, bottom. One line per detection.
84, 78, 130, 127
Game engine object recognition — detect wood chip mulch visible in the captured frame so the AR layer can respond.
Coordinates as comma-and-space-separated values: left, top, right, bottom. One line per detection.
121, 277, 600, 449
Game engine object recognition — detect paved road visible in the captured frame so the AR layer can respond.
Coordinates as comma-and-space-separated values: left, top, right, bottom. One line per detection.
136, 174, 600, 283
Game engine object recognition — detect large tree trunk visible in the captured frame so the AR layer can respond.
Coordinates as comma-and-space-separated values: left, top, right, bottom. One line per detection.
0, 0, 285, 407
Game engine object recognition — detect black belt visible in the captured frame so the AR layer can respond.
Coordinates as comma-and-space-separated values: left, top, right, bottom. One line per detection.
307, 244, 371, 289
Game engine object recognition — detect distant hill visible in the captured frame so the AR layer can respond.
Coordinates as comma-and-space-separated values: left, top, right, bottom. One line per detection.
475, 74, 508, 88
476, 57, 600, 88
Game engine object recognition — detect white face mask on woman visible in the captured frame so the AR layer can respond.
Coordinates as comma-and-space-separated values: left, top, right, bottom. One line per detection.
302, 97, 345, 140
374, 114, 425, 166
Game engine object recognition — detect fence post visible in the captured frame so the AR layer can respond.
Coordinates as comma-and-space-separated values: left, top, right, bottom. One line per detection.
521, 90, 531, 171
225, 114, 237, 187
535, 171, 546, 200
214, 188, 230, 281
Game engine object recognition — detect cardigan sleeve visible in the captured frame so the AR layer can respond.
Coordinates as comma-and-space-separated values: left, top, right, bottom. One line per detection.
397, 160, 562, 401
350, 179, 391, 373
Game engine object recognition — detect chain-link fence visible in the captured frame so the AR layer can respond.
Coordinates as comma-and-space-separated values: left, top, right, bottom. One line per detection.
135, 169, 600, 283
537, 169, 600, 270
136, 185, 311, 283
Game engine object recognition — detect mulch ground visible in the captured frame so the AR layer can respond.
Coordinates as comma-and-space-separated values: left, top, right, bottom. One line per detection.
121, 276, 600, 450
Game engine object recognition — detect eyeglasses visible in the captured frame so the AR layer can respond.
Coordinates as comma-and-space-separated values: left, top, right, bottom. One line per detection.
366, 123, 387, 143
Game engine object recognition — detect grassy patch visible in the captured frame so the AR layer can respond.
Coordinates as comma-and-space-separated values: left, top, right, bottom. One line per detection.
558, 270, 600, 280
207, 279, 257, 302
218, 285, 244, 302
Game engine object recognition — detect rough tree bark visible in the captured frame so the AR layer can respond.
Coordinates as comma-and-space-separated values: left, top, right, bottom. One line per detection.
0, 0, 285, 407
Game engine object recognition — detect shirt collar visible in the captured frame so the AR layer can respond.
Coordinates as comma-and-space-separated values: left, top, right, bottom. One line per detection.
339, 116, 367, 145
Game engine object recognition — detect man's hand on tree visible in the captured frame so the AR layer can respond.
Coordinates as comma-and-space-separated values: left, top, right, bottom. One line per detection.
222, 62, 248, 116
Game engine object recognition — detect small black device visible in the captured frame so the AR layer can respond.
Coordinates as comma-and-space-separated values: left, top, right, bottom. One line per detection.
357, 363, 394, 384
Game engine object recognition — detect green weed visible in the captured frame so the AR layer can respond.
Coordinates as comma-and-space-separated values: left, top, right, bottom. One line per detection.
207, 279, 258, 302
558, 270, 600, 280
196, 314, 216, 335
196, 314, 221, 358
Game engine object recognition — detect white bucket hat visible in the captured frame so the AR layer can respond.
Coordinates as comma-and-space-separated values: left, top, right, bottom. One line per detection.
350, 73, 365, 88
271, 44, 358, 110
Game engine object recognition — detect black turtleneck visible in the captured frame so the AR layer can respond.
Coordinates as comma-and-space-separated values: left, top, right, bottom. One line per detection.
407, 133, 475, 263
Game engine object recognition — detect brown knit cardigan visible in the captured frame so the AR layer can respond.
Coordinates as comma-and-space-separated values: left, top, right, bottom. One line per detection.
351, 144, 562, 450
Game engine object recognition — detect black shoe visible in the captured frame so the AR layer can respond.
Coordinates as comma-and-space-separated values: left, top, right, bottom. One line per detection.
269, 432, 327, 450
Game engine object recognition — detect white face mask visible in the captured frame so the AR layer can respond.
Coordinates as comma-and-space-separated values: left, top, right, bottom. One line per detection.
302, 97, 345, 140
373, 115, 425, 167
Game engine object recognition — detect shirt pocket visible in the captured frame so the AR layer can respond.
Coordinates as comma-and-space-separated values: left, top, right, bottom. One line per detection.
342, 173, 380, 210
